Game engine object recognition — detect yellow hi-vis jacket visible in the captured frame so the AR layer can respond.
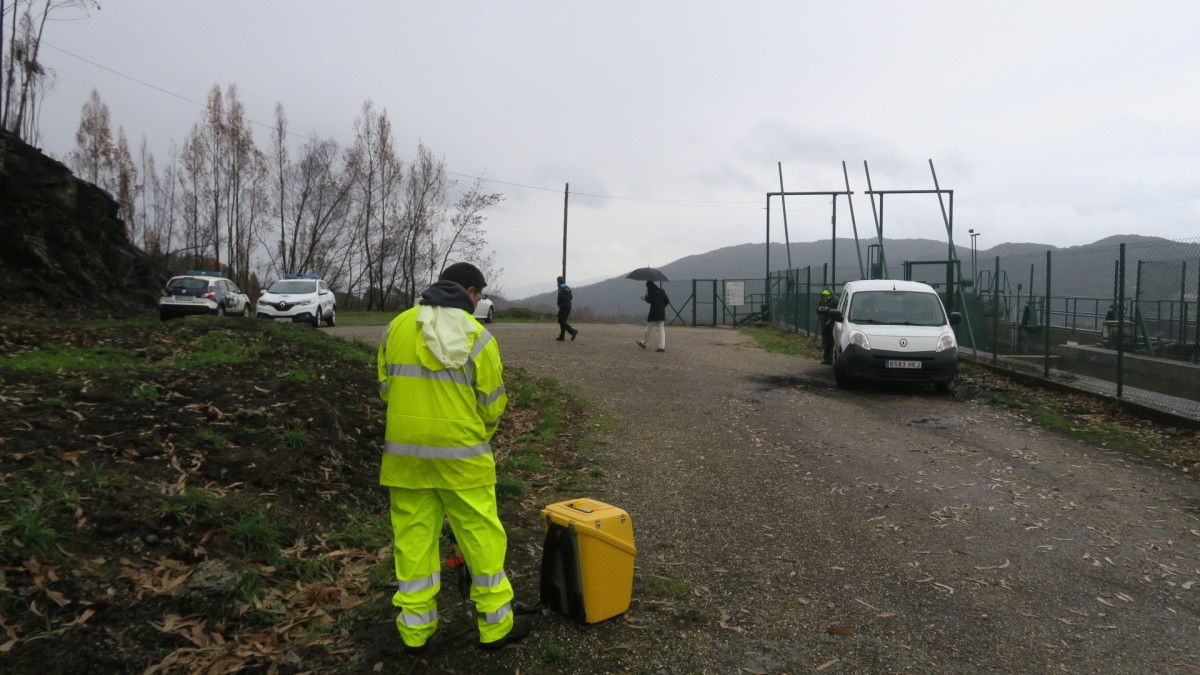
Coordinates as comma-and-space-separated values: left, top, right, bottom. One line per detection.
377, 304, 507, 490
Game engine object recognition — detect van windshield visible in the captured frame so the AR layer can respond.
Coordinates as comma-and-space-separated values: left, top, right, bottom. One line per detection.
848, 290, 947, 326
268, 280, 317, 294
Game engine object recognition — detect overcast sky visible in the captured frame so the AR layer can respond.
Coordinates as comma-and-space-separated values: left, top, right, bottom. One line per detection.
30, 1, 1200, 297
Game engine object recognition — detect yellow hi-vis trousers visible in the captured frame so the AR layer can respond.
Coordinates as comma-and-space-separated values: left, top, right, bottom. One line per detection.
388, 486, 515, 647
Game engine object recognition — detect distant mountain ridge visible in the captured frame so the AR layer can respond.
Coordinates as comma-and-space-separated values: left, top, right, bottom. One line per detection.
511, 235, 1197, 320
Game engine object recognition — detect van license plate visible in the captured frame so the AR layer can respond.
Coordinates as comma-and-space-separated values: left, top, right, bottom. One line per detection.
274, 318, 290, 323
886, 360, 922, 369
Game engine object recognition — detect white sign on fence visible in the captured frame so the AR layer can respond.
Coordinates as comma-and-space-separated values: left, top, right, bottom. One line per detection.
725, 281, 745, 307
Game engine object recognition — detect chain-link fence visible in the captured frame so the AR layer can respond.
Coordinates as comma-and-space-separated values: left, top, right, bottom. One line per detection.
672, 237, 1200, 419
978, 238, 1200, 417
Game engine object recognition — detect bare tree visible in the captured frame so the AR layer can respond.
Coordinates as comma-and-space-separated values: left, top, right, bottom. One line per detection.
345, 100, 404, 310
112, 126, 138, 237
437, 177, 504, 283
68, 88, 112, 184
270, 134, 354, 281
219, 85, 265, 288
201, 85, 224, 267
399, 143, 446, 307
270, 102, 288, 273
2, 1, 98, 139
177, 124, 208, 269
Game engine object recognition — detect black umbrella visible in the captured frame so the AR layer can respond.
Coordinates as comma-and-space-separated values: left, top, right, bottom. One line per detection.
625, 267, 668, 282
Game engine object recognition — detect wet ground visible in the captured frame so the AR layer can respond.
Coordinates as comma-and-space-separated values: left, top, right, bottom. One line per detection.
333, 322, 1200, 672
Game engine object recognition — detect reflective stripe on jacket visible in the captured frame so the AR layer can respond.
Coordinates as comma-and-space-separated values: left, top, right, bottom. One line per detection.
377, 306, 507, 490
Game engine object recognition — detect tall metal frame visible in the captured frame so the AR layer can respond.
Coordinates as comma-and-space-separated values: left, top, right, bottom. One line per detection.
765, 161, 866, 286
765, 188, 854, 289
861, 159, 957, 279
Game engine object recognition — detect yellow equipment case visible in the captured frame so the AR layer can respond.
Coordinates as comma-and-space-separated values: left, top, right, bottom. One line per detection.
539, 498, 636, 624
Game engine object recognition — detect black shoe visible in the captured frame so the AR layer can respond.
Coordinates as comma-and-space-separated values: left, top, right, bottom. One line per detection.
555, 336, 565, 341
570, 330, 578, 341
480, 614, 532, 653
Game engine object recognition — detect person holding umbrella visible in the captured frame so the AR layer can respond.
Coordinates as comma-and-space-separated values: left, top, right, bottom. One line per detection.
627, 267, 670, 352
638, 281, 670, 352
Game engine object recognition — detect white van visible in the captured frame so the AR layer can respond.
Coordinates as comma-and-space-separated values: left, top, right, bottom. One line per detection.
828, 279, 960, 392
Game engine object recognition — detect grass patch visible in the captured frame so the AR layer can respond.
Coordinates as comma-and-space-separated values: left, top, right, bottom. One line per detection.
173, 330, 267, 368
230, 510, 283, 560
284, 368, 316, 383
327, 505, 390, 551
196, 428, 228, 447
741, 326, 823, 359
495, 477, 530, 502
542, 641, 569, 666
2, 502, 60, 555
643, 574, 692, 601
158, 488, 220, 525
133, 384, 161, 401
82, 463, 110, 492
0, 343, 144, 373
501, 446, 544, 472
971, 367, 1200, 469
331, 311, 398, 327
278, 429, 309, 448
262, 322, 374, 365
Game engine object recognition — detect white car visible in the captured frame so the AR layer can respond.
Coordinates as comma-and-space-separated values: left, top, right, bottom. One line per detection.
828, 279, 961, 392
256, 275, 336, 327
474, 295, 495, 323
158, 271, 250, 321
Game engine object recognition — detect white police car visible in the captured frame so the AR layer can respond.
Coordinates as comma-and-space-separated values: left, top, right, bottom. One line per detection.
473, 295, 495, 323
158, 271, 251, 321
256, 274, 336, 327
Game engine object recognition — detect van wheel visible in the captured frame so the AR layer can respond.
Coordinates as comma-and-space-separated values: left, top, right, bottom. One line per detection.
833, 352, 851, 388
485, 308, 493, 324
935, 377, 957, 394
327, 307, 336, 327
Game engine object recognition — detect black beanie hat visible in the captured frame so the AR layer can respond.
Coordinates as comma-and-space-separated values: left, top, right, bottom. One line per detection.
439, 262, 487, 290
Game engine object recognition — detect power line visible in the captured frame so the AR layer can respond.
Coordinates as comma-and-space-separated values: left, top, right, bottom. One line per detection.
41, 39, 770, 211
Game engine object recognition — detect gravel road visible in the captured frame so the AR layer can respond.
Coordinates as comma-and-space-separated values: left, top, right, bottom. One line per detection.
330, 322, 1200, 672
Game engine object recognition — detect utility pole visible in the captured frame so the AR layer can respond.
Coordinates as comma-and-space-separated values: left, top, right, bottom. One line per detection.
561, 182, 569, 279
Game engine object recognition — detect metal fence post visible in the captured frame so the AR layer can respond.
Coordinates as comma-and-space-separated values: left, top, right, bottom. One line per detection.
1044, 250, 1052, 378
992, 256, 1000, 364
808, 267, 815, 336
1134, 260, 1143, 354
712, 280, 718, 326
1117, 244, 1126, 399
1180, 262, 1187, 343
691, 279, 697, 327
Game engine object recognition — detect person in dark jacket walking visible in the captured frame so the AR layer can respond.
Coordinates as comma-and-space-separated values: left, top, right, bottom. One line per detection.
555, 276, 577, 341
637, 281, 670, 352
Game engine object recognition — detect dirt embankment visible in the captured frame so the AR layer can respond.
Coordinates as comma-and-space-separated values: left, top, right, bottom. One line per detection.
0, 129, 164, 312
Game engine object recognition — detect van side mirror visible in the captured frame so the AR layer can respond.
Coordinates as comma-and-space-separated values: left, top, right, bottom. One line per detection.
949, 311, 961, 326
828, 309, 844, 322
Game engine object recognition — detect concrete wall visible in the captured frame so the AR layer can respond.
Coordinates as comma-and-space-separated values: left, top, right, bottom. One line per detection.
1058, 344, 1200, 400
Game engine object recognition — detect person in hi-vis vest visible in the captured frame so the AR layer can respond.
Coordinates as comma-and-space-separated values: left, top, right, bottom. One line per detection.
376, 262, 532, 654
